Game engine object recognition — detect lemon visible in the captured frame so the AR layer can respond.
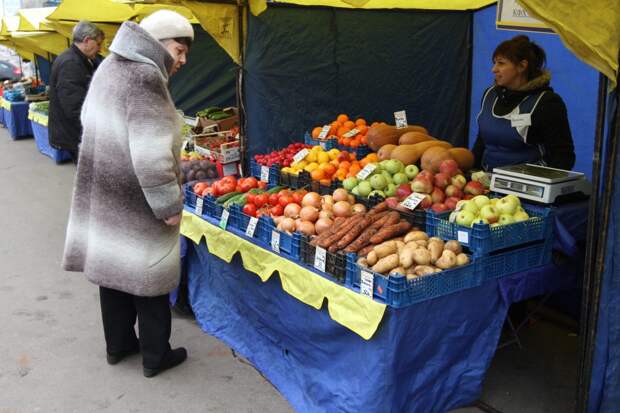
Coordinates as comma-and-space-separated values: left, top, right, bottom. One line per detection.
304, 162, 319, 172
328, 148, 340, 160
317, 152, 330, 164
305, 151, 318, 163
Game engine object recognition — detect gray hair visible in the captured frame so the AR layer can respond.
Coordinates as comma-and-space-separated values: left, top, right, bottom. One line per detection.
72, 21, 104, 43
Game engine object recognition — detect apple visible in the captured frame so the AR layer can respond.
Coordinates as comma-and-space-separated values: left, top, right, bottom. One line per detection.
456, 200, 479, 215
445, 185, 464, 199
357, 181, 372, 197
498, 214, 516, 225
431, 187, 446, 204
351, 186, 360, 196
404, 164, 419, 179
385, 183, 397, 197
418, 170, 435, 182
490, 198, 499, 206
472, 217, 490, 226
381, 171, 394, 185
392, 172, 409, 185
431, 203, 449, 213
420, 194, 433, 209
369, 190, 386, 199
479, 205, 500, 224
496, 195, 520, 215
337, 152, 350, 163
450, 174, 467, 189
513, 210, 530, 222
396, 183, 412, 200
343, 177, 358, 191
439, 159, 460, 177
471, 170, 491, 188
370, 174, 388, 190
385, 159, 404, 175
455, 210, 476, 227
411, 176, 433, 194
471, 195, 490, 209
463, 194, 474, 200
385, 196, 399, 209
464, 181, 485, 196
445, 196, 460, 210
433, 172, 451, 189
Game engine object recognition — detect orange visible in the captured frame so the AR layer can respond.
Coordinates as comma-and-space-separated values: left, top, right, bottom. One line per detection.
356, 124, 368, 135
343, 120, 355, 129
360, 135, 368, 145
320, 163, 336, 176
337, 137, 345, 145
330, 159, 340, 168
337, 126, 350, 138
365, 153, 379, 163
350, 140, 360, 148
339, 161, 351, 170
349, 164, 361, 175
359, 158, 369, 167
342, 137, 352, 147
349, 152, 357, 161
312, 126, 322, 139
346, 171, 357, 178
336, 171, 347, 181
370, 122, 380, 127
311, 169, 325, 181
355, 118, 367, 126
337, 114, 349, 123
319, 178, 332, 186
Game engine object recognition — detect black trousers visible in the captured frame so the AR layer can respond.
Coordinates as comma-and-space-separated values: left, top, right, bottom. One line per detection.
99, 286, 171, 369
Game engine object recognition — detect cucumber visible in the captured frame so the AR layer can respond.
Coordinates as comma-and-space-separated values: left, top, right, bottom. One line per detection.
225, 194, 248, 208
248, 188, 264, 194
267, 185, 286, 194
216, 191, 242, 204
197, 106, 222, 117
208, 111, 232, 120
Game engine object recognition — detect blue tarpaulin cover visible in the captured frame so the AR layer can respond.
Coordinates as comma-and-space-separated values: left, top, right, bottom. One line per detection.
31, 120, 71, 163
4, 101, 32, 140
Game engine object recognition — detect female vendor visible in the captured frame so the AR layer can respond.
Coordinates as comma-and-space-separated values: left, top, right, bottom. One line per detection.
472, 35, 576, 171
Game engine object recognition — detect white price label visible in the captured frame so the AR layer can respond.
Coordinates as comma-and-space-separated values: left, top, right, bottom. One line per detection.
394, 110, 408, 129
400, 193, 426, 210
245, 216, 259, 237
222, 163, 237, 176
356, 163, 377, 180
195, 197, 204, 216
293, 148, 310, 164
183, 116, 198, 127
343, 128, 359, 138
318, 125, 331, 140
313, 246, 327, 272
360, 270, 374, 298
219, 209, 230, 229
271, 230, 281, 253
260, 165, 270, 182
457, 230, 469, 244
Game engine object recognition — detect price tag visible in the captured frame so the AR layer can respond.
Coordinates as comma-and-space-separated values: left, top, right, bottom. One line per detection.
343, 128, 359, 138
195, 197, 204, 216
293, 148, 310, 164
318, 125, 331, 140
394, 110, 408, 129
271, 230, 280, 253
313, 246, 327, 272
400, 192, 426, 210
219, 209, 230, 229
245, 217, 259, 237
356, 163, 377, 180
360, 270, 374, 298
183, 116, 198, 127
457, 230, 469, 244
222, 163, 237, 176
260, 165, 270, 182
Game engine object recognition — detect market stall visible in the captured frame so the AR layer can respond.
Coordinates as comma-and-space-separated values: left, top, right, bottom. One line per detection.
28, 102, 72, 163
1, 97, 32, 140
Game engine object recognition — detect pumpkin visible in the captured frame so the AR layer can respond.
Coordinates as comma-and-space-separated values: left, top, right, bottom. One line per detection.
378, 144, 397, 161
421, 147, 454, 172
367, 124, 430, 151
448, 148, 475, 171
399, 131, 434, 145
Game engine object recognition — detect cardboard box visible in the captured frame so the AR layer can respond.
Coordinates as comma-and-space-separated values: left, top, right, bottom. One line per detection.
198, 107, 238, 132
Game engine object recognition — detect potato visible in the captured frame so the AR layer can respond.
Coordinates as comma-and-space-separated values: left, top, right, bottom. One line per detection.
404, 230, 429, 243
415, 240, 428, 248
392, 236, 405, 243
389, 266, 406, 276
414, 265, 436, 276
413, 248, 432, 265
395, 240, 406, 254
456, 253, 470, 266
374, 241, 397, 258
372, 253, 400, 274
405, 266, 416, 275
405, 241, 420, 249
357, 257, 368, 267
399, 245, 418, 268
429, 237, 444, 245
427, 242, 443, 263
444, 240, 462, 255
436, 250, 457, 269
366, 250, 378, 266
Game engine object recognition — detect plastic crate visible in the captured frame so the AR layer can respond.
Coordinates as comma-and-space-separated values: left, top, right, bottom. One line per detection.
184, 183, 198, 209
479, 240, 553, 282
337, 143, 372, 159
265, 220, 302, 260
182, 184, 221, 220
227, 205, 272, 245
426, 202, 553, 255
250, 159, 280, 187
309, 177, 343, 195
304, 131, 338, 150
279, 170, 310, 190
300, 236, 347, 283
345, 254, 480, 308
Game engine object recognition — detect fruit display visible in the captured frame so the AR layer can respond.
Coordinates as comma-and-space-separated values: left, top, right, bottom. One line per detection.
192, 176, 266, 198
197, 106, 234, 121
310, 114, 373, 149
253, 143, 312, 167
449, 194, 531, 228
180, 149, 219, 183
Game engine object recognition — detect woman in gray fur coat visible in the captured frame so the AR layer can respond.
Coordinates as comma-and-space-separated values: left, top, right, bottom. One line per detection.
62, 10, 194, 378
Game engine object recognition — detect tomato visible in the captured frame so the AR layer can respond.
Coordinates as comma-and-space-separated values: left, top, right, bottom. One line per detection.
235, 185, 243, 192
278, 189, 291, 197
278, 195, 293, 208
254, 193, 269, 208
221, 175, 237, 186
219, 182, 236, 195
257, 181, 267, 190
270, 204, 284, 216
239, 180, 254, 193
244, 177, 258, 189
247, 193, 256, 205
243, 203, 257, 217
201, 187, 215, 197
291, 191, 304, 205
268, 193, 280, 206
193, 182, 208, 195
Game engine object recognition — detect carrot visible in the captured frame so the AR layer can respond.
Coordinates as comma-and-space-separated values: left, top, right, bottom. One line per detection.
318, 214, 364, 249
368, 201, 388, 215
333, 217, 372, 252
344, 228, 378, 253
369, 221, 413, 244
358, 244, 375, 257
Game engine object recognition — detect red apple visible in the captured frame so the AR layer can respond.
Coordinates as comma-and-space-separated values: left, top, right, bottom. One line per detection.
396, 183, 413, 200
433, 172, 451, 189
431, 203, 450, 213
431, 187, 445, 204
450, 174, 467, 189
385, 196, 399, 209
463, 194, 474, 200
411, 176, 433, 194
439, 159, 460, 177
420, 194, 433, 209
445, 185, 464, 198
464, 180, 485, 196
418, 170, 435, 182
445, 196, 460, 210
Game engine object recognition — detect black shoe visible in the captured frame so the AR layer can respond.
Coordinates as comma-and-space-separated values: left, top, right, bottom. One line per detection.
143, 347, 187, 378
106, 347, 140, 365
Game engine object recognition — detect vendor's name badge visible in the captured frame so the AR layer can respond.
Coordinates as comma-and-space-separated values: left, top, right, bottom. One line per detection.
360, 270, 374, 298
510, 113, 531, 128
195, 197, 204, 216
394, 110, 408, 129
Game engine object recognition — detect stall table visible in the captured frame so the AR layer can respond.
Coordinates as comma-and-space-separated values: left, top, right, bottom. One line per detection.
28, 108, 72, 163
1, 98, 33, 140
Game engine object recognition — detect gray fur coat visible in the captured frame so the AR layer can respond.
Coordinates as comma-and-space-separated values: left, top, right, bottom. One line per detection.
62, 22, 184, 297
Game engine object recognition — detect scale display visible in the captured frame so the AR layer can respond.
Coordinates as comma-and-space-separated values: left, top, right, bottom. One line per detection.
493, 163, 584, 184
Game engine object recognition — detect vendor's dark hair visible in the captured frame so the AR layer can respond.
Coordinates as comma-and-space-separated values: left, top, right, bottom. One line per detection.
493, 35, 546, 80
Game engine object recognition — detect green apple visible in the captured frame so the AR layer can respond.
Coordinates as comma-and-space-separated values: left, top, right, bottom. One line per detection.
472, 195, 490, 209
368, 190, 386, 199
370, 174, 387, 190
385, 183, 397, 197
496, 196, 519, 215
392, 172, 409, 185
513, 210, 530, 222
456, 200, 479, 215
471, 217, 489, 226
479, 205, 499, 224
384, 159, 404, 175
455, 210, 476, 227
357, 180, 373, 197
381, 171, 394, 185
498, 214, 516, 225
404, 164, 419, 180
351, 186, 360, 196
343, 176, 358, 191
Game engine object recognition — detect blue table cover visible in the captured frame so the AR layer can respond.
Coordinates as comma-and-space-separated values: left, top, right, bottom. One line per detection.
0, 106, 5, 127
4, 101, 32, 140
185, 238, 577, 413
31, 120, 72, 163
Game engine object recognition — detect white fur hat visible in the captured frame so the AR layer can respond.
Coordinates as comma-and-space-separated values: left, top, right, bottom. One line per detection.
140, 10, 194, 41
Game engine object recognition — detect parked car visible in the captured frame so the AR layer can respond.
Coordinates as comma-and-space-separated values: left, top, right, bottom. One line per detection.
0, 61, 22, 82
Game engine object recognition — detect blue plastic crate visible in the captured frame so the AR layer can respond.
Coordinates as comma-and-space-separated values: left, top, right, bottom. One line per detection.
426, 202, 553, 256
250, 159, 280, 187
183, 183, 197, 209
304, 131, 338, 150
265, 220, 302, 260
345, 253, 481, 308
337, 143, 372, 160
227, 205, 271, 245
479, 240, 553, 282
203, 194, 223, 220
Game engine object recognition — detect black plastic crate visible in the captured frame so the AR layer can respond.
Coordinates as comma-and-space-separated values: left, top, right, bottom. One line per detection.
300, 236, 347, 283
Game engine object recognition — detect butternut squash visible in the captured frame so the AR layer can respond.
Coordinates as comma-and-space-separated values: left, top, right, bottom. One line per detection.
389, 140, 453, 166
367, 124, 430, 151
421, 147, 453, 172
399, 131, 434, 145
448, 148, 475, 171
378, 144, 397, 161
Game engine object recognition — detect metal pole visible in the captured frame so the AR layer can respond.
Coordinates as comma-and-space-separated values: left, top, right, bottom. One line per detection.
236, 0, 246, 176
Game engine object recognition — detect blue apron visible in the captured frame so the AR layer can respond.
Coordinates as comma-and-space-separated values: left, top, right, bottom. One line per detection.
477, 86, 547, 171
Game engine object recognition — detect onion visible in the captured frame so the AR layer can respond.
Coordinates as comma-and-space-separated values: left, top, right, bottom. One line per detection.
315, 218, 333, 235
333, 201, 352, 217
322, 195, 334, 206
299, 206, 319, 222
302, 192, 322, 209
296, 220, 315, 236
319, 210, 334, 220
280, 217, 296, 233
284, 203, 301, 219
333, 188, 349, 203
273, 216, 285, 226
321, 202, 333, 212
352, 203, 367, 214
348, 194, 355, 204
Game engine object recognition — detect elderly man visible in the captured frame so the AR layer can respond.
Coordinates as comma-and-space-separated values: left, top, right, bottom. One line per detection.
49, 21, 104, 161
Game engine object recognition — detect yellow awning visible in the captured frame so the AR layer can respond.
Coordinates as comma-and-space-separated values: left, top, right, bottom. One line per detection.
256, 0, 494, 12
1, 16, 20, 37
47, 0, 135, 23
11, 31, 70, 57
520, 0, 619, 89
17, 7, 56, 31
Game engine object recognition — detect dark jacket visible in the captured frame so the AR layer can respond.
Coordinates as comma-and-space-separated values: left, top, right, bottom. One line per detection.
472, 71, 576, 170
49, 44, 96, 152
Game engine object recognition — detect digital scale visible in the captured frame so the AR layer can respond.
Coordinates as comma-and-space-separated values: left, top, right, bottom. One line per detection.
491, 163, 591, 204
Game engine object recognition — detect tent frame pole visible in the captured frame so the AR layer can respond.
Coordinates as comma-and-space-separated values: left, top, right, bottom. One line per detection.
236, 0, 247, 175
